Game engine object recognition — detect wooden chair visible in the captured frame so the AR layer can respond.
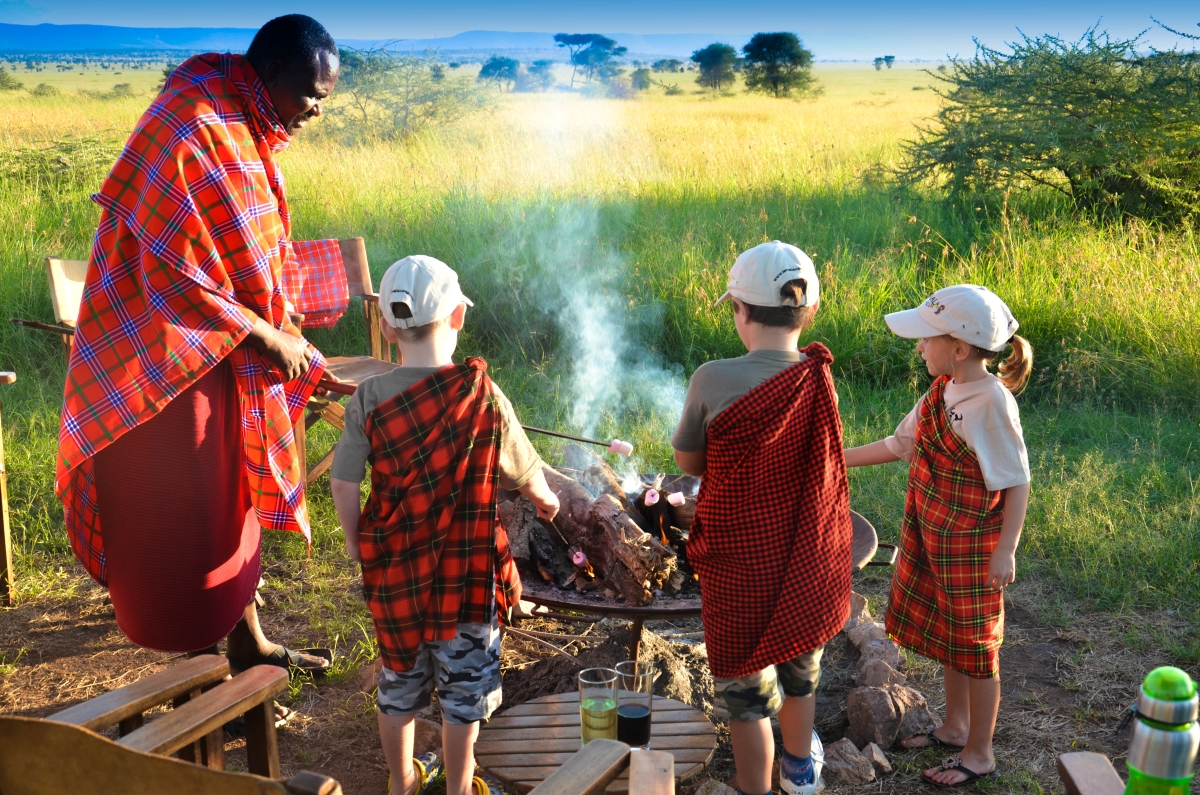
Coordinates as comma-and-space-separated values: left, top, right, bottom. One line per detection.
8, 258, 85, 356
0, 654, 342, 793
0, 371, 14, 605
1057, 752, 1124, 795
528, 739, 675, 795
295, 237, 402, 484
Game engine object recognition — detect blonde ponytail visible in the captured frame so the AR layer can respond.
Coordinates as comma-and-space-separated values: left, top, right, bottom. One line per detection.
996, 334, 1033, 394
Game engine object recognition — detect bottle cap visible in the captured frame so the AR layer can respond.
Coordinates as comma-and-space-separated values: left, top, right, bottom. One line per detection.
1138, 667, 1198, 725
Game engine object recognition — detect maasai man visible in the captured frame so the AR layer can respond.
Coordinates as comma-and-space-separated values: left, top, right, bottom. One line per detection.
56, 15, 339, 671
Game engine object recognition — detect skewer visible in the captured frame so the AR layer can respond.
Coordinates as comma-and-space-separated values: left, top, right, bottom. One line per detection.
318, 378, 634, 455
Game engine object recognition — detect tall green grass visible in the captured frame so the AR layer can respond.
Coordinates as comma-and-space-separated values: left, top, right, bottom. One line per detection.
0, 70, 1197, 626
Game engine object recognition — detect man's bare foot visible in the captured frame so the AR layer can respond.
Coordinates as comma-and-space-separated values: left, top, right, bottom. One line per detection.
923, 754, 995, 787
899, 727, 967, 750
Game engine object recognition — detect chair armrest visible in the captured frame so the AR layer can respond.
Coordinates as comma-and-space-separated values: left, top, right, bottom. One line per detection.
47, 655, 229, 732
118, 665, 287, 756
1058, 752, 1124, 795
630, 750, 674, 795
286, 771, 344, 795
0, 372, 13, 386
529, 739, 630, 795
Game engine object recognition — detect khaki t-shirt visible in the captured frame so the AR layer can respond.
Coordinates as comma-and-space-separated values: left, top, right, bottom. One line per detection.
671, 349, 808, 452
331, 366, 544, 490
884, 373, 1030, 492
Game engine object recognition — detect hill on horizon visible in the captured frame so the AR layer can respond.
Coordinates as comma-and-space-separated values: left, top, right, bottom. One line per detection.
0, 23, 751, 59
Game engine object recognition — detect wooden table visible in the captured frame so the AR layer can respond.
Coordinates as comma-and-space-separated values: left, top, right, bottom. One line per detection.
476, 692, 717, 793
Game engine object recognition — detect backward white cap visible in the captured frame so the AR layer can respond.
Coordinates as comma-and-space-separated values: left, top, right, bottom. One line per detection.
714, 240, 819, 308
885, 284, 1018, 352
378, 255, 473, 329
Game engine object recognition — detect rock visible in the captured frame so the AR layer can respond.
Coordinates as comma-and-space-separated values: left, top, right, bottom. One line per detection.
856, 657, 908, 687
413, 717, 443, 756
847, 621, 889, 648
843, 592, 871, 632
864, 742, 893, 774
856, 638, 905, 674
846, 684, 937, 749
694, 779, 737, 795
823, 737, 876, 784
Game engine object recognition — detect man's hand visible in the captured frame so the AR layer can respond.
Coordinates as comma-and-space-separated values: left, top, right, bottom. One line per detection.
986, 547, 1016, 591
519, 468, 560, 522
244, 317, 313, 382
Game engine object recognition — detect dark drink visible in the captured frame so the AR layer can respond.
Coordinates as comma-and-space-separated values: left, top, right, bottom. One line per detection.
616, 704, 652, 746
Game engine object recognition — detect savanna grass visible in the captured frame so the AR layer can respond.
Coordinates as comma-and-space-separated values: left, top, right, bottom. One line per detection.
0, 65, 1196, 633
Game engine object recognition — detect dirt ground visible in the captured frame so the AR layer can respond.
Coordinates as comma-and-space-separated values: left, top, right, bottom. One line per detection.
0, 572, 1193, 795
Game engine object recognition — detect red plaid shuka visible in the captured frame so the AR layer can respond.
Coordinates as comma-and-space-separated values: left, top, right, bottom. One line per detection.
358, 358, 522, 672
689, 343, 853, 679
886, 376, 1007, 678
282, 239, 349, 329
57, 53, 329, 584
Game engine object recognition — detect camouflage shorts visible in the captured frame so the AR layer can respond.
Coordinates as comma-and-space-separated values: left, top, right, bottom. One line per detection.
376, 620, 503, 724
712, 647, 824, 722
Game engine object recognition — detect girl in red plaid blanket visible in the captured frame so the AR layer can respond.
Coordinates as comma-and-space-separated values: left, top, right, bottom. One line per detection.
846, 285, 1033, 788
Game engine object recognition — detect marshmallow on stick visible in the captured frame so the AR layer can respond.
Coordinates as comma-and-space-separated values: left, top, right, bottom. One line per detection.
521, 424, 634, 456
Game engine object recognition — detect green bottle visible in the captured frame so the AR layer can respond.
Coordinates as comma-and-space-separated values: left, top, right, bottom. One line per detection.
1124, 666, 1200, 795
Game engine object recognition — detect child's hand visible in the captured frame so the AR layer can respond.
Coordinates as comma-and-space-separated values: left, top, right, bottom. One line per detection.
519, 468, 560, 522
344, 531, 363, 564
986, 548, 1016, 591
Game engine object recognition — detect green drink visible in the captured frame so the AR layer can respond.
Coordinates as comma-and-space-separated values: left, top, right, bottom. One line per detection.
580, 697, 618, 745
578, 667, 618, 746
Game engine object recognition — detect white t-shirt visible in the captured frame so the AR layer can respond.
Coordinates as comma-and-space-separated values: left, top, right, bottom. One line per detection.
884, 374, 1030, 492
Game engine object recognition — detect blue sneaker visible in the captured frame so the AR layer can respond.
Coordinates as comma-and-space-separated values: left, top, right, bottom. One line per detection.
779, 731, 824, 795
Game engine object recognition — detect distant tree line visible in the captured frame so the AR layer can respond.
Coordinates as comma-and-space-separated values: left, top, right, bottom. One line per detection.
691, 32, 817, 96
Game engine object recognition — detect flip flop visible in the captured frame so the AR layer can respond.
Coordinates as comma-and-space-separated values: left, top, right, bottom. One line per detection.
923, 756, 995, 788
899, 731, 965, 751
229, 645, 334, 674
224, 703, 296, 737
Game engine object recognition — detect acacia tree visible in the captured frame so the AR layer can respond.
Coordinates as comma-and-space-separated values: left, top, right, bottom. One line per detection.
900, 27, 1200, 221
478, 55, 519, 90
691, 43, 737, 91
884, 55, 896, 68
873, 57, 884, 71
528, 59, 556, 91
652, 58, 683, 72
741, 32, 815, 97
554, 33, 627, 86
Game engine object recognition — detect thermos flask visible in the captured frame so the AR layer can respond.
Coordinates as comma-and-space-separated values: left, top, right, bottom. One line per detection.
1124, 666, 1199, 795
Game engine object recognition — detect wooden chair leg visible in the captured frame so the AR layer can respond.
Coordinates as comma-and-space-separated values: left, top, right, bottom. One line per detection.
200, 725, 226, 770
173, 689, 204, 764
0, 381, 13, 607
118, 714, 144, 736
244, 699, 281, 779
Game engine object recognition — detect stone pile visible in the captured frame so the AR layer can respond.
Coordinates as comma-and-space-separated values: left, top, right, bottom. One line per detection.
821, 592, 937, 784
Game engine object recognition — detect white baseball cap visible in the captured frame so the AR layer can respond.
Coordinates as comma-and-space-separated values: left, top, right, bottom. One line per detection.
885, 285, 1018, 352
714, 240, 819, 308
378, 255, 473, 329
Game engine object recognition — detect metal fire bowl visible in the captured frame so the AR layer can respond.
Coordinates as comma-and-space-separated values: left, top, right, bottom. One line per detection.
520, 510, 891, 619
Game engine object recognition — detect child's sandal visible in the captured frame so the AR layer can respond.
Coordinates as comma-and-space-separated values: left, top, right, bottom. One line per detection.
472, 770, 507, 795
387, 753, 443, 795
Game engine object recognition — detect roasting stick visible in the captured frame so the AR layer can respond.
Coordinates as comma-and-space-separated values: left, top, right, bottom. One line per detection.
318, 378, 634, 455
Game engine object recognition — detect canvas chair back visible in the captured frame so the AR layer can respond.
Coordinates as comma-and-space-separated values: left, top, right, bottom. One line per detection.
45, 257, 88, 327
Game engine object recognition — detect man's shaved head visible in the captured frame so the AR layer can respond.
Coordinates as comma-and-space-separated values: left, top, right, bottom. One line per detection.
246, 14, 340, 134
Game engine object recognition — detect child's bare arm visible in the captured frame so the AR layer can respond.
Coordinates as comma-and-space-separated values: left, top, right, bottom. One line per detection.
986, 481, 1029, 591
518, 467, 560, 521
330, 478, 365, 564
844, 439, 901, 467
674, 447, 706, 477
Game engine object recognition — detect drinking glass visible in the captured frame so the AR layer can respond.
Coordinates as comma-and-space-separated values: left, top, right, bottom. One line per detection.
578, 667, 618, 746
615, 660, 655, 748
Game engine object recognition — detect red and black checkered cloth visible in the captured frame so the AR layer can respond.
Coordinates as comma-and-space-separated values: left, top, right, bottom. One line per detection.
886, 376, 1007, 678
57, 53, 328, 585
282, 240, 349, 329
358, 358, 522, 672
690, 343, 852, 680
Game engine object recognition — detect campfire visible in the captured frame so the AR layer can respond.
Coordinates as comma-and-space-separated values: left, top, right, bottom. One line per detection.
498, 445, 698, 607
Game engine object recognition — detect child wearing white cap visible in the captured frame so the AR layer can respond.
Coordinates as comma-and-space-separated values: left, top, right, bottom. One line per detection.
330, 255, 560, 795
844, 284, 1033, 787
672, 241, 853, 795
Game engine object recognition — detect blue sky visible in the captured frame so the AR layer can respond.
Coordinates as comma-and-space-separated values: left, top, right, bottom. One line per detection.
2, 0, 1198, 59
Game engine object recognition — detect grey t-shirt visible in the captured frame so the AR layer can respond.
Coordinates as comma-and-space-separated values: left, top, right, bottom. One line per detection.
330, 366, 544, 490
670, 349, 808, 452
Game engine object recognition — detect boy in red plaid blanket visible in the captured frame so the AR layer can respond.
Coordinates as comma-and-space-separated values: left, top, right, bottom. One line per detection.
330, 256, 560, 795
672, 242, 853, 795
845, 285, 1032, 787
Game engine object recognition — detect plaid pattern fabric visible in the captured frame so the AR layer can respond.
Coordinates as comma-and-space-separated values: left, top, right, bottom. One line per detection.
690, 343, 853, 679
282, 240, 349, 328
56, 53, 326, 584
358, 358, 522, 672
885, 376, 1007, 678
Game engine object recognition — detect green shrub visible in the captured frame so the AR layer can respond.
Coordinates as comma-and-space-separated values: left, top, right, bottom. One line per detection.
29, 83, 59, 98
900, 27, 1200, 223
